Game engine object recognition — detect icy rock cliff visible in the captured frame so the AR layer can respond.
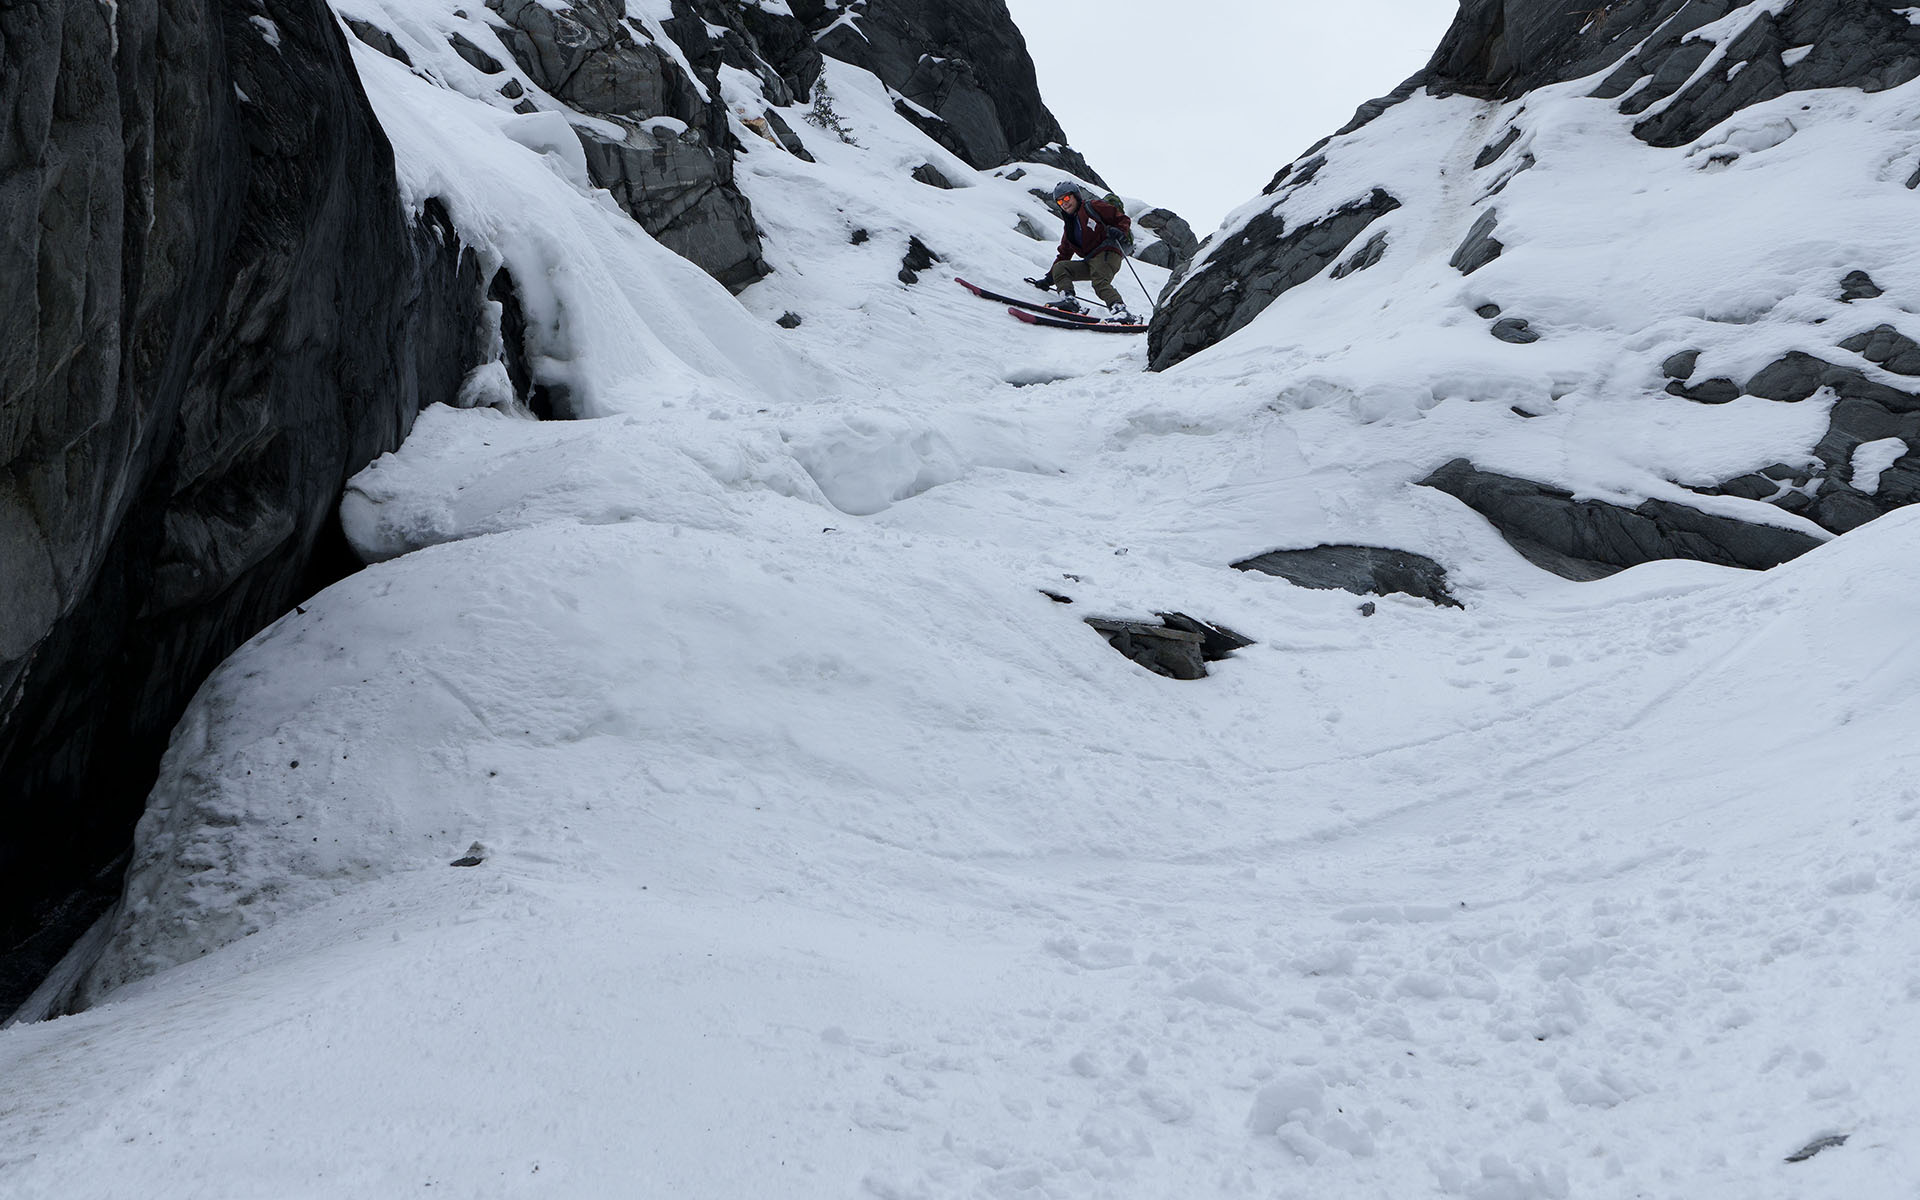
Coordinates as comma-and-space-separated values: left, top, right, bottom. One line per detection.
1148, 0, 1920, 578
0, 0, 491, 1014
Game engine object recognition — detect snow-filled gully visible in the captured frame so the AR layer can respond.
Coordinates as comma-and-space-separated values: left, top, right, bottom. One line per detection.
3, 11, 1919, 1200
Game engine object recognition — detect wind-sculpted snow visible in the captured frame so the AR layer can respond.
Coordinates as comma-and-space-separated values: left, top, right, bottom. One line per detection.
20, 431, 1920, 1194
344, 31, 831, 419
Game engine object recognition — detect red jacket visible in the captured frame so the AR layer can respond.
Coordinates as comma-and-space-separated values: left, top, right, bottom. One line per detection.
1054, 196, 1131, 263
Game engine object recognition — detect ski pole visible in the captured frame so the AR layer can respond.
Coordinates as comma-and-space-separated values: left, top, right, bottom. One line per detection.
1023, 278, 1115, 310
1124, 257, 1155, 317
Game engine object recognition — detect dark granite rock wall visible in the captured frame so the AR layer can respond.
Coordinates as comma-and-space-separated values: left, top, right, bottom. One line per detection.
0, 0, 488, 1017
1147, 189, 1400, 371
1136, 208, 1199, 274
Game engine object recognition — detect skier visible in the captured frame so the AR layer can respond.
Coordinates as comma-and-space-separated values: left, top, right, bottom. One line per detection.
1044, 181, 1136, 322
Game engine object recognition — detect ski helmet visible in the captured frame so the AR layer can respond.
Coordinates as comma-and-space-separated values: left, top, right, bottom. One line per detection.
1050, 180, 1079, 207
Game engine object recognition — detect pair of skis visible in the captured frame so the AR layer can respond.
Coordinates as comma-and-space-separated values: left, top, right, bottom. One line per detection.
954, 278, 1150, 334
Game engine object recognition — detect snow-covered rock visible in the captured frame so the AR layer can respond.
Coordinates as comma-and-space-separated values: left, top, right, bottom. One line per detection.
1149, 0, 1920, 576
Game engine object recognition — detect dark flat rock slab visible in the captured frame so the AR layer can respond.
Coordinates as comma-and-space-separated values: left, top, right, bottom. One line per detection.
1234, 545, 1464, 608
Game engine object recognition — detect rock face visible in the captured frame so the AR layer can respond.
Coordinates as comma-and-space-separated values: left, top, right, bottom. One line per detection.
798, 0, 1102, 183
1683, 324, 1920, 535
1148, 186, 1400, 371
0, 0, 489, 1016
1136, 208, 1200, 273
1420, 460, 1825, 580
482, 0, 817, 291
1085, 613, 1252, 681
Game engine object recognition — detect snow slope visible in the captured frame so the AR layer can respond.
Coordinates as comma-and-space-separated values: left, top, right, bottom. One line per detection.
3, 8, 1919, 1200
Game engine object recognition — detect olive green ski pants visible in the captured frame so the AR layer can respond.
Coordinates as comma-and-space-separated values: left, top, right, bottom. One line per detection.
1051, 248, 1125, 307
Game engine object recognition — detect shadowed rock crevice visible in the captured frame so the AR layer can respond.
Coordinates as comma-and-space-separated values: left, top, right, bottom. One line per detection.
1420, 459, 1824, 580
1085, 613, 1252, 681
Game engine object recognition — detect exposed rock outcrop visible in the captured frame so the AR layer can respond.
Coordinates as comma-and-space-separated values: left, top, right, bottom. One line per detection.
0, 0, 489, 1017
1136, 207, 1200, 273
1420, 460, 1824, 580
485, 0, 795, 290
798, 0, 1102, 183
1086, 613, 1252, 680
1663, 320, 1920, 535
432, 0, 1104, 292
1428, 0, 1920, 146
1148, 189, 1401, 371
1234, 546, 1464, 608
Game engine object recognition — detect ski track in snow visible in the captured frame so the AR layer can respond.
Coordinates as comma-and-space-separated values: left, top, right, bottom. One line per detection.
5, 10, 1920, 1200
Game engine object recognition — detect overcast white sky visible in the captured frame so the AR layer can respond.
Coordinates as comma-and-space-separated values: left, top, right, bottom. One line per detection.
1003, 0, 1459, 232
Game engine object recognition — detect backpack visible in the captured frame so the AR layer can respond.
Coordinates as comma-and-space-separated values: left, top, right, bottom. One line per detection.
1098, 193, 1134, 248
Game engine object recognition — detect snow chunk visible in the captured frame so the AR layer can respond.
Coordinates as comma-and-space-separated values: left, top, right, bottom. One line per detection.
498, 110, 590, 188
1852, 437, 1907, 494
1246, 1072, 1325, 1134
